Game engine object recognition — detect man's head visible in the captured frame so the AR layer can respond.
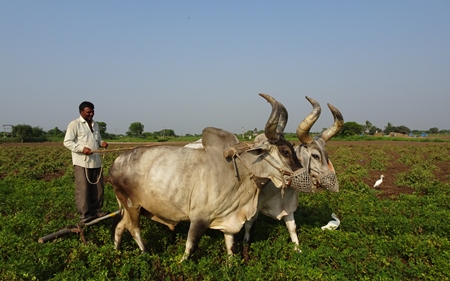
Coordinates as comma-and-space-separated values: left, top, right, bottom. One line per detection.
79, 101, 95, 122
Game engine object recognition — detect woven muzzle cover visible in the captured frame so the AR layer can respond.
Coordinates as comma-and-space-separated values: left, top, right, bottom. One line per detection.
320, 172, 339, 192
285, 168, 314, 193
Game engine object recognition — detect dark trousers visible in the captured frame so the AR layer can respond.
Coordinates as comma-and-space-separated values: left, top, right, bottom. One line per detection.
73, 165, 104, 219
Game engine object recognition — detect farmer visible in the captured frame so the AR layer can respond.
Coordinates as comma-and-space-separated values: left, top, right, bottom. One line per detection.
64, 101, 108, 223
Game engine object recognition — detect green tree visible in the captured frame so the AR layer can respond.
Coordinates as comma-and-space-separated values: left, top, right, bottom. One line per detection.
127, 122, 144, 137
394, 125, 411, 135
384, 122, 394, 134
369, 126, 382, 135
31, 127, 46, 137
12, 124, 33, 142
243, 130, 255, 139
97, 121, 107, 136
155, 128, 176, 138
47, 127, 64, 137
12, 124, 46, 142
364, 120, 373, 134
429, 127, 439, 134
338, 122, 364, 137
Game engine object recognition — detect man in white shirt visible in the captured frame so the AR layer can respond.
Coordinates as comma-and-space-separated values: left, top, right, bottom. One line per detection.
64, 101, 108, 223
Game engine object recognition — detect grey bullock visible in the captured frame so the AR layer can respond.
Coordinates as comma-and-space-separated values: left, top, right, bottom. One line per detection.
243, 96, 344, 251
109, 94, 307, 261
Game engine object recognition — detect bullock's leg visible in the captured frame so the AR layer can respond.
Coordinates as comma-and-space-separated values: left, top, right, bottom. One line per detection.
113, 210, 127, 250
242, 213, 259, 263
114, 207, 147, 252
243, 213, 259, 244
127, 208, 147, 252
180, 220, 208, 262
224, 233, 235, 256
283, 213, 301, 252
224, 233, 236, 266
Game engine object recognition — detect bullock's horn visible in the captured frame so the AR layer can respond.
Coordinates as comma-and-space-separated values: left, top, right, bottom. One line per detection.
259, 93, 288, 141
277, 102, 288, 136
318, 103, 344, 142
296, 96, 321, 144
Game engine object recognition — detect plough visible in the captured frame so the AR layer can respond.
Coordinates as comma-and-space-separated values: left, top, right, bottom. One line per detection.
38, 210, 120, 244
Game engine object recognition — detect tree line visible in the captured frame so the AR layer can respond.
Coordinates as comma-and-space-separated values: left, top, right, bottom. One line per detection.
1, 121, 448, 143
1, 121, 182, 143
337, 120, 448, 137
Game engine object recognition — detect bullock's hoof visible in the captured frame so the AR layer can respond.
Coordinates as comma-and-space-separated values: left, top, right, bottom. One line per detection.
176, 252, 189, 263
243, 244, 250, 264
225, 254, 236, 267
293, 245, 302, 253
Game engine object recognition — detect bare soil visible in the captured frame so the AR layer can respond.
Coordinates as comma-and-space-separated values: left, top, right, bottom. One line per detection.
325, 141, 449, 199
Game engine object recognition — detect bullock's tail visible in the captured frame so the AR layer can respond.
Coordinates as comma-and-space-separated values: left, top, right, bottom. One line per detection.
110, 196, 124, 242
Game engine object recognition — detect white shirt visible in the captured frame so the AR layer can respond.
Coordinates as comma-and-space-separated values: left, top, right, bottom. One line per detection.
64, 116, 103, 168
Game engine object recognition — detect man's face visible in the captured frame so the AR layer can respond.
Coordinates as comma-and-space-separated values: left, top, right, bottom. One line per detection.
80, 107, 94, 122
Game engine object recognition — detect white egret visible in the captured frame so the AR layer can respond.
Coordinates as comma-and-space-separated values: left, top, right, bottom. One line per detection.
374, 175, 384, 188
321, 213, 340, 231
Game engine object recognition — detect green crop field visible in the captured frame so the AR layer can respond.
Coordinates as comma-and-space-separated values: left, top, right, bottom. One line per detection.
1, 141, 449, 280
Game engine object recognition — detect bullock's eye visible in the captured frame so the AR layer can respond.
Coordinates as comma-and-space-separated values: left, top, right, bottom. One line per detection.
312, 154, 320, 160
281, 149, 291, 156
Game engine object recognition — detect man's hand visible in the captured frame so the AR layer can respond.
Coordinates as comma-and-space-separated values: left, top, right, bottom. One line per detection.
101, 141, 108, 148
82, 147, 93, 155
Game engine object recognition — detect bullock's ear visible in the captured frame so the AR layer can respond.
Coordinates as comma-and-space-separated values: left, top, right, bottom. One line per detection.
246, 142, 271, 155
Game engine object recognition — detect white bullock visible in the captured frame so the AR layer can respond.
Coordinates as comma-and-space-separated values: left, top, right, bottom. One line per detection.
109, 94, 308, 261
243, 97, 344, 251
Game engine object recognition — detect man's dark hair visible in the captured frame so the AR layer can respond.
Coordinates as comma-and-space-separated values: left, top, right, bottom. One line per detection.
79, 101, 94, 112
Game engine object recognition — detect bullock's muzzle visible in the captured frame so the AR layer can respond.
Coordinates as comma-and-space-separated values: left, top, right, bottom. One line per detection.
284, 168, 313, 193
318, 172, 339, 192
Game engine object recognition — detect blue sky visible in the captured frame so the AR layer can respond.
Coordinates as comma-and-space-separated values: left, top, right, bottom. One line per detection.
1, 1, 449, 135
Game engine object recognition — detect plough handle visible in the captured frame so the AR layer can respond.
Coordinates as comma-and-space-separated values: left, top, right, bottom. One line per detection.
38, 228, 72, 243
82, 210, 120, 226
37, 211, 120, 243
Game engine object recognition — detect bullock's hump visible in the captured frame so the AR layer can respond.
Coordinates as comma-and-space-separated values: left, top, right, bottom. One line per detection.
202, 127, 239, 150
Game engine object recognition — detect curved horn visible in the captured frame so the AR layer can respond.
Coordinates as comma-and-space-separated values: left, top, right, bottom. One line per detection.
259, 93, 287, 141
276, 100, 288, 136
319, 103, 344, 142
296, 96, 321, 144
